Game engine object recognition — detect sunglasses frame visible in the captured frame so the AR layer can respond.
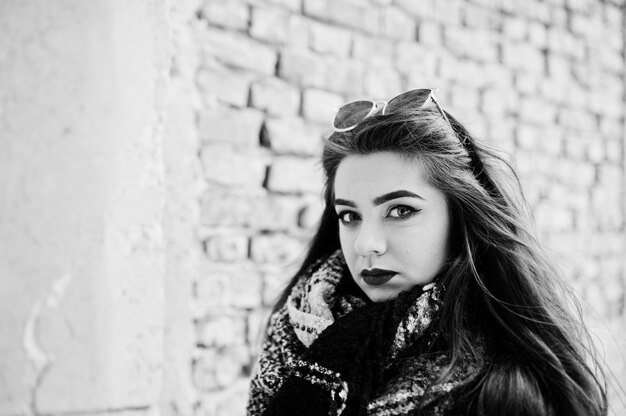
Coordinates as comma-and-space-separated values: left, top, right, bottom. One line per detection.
332, 89, 450, 133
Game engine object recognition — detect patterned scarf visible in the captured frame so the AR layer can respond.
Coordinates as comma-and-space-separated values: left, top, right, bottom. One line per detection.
247, 250, 479, 416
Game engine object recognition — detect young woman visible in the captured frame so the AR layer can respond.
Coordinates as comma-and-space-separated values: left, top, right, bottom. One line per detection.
247, 89, 607, 416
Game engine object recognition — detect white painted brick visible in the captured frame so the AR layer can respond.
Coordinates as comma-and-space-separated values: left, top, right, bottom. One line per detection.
200, 145, 267, 188
534, 204, 575, 231
516, 125, 540, 150
196, 265, 263, 310
462, 3, 500, 31
279, 48, 327, 87
302, 88, 344, 124
502, 16, 527, 41
201, 28, 277, 74
198, 107, 264, 146
199, 191, 303, 230
417, 21, 442, 46
352, 35, 395, 66
547, 54, 571, 80
363, 66, 403, 99
309, 21, 352, 57
262, 271, 293, 307
196, 379, 250, 416
395, 0, 437, 20
197, 314, 247, 346
193, 346, 249, 390
395, 42, 438, 79
250, 234, 307, 264
519, 97, 557, 125
528, 22, 548, 48
250, 6, 290, 44
197, 68, 254, 107
482, 64, 515, 88
266, 156, 324, 194
263, 117, 323, 155
380, 7, 416, 40
299, 196, 325, 229
501, 41, 545, 73
200, 0, 249, 31
445, 26, 498, 62
204, 235, 249, 262
558, 108, 596, 131
303, 0, 380, 34
250, 77, 300, 116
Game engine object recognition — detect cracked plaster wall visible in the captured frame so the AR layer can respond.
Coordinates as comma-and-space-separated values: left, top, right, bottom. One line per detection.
0, 0, 184, 415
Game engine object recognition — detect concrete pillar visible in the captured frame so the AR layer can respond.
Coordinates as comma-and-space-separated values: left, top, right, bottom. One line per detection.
0, 1, 171, 414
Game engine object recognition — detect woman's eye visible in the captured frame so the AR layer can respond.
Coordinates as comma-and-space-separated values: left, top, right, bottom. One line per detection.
337, 211, 360, 224
388, 205, 418, 219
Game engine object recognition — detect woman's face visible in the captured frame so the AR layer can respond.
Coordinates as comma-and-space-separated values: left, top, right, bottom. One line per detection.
334, 151, 451, 302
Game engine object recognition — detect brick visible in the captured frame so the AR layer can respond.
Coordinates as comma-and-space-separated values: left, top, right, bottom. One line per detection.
481, 88, 516, 116
445, 27, 498, 62
204, 235, 249, 262
462, 3, 500, 31
263, 117, 323, 155
363, 67, 403, 99
502, 16, 527, 41
299, 196, 325, 229
448, 86, 480, 113
592, 187, 624, 230
197, 68, 253, 107
516, 125, 540, 150
417, 21, 442, 46
562, 134, 588, 160
515, 72, 540, 95
196, 379, 250, 416
482, 64, 514, 88
250, 6, 290, 44
309, 21, 352, 57
558, 108, 596, 131
549, 6, 568, 28
200, 191, 303, 230
264, 0, 302, 11
352, 35, 395, 66
518, 97, 557, 125
198, 107, 264, 146
200, 146, 267, 188
201, 28, 277, 74
605, 139, 621, 164
554, 159, 596, 188
196, 266, 263, 310
586, 139, 605, 163
501, 41, 545, 73
534, 204, 574, 231
431, 0, 463, 25
262, 271, 295, 306
266, 156, 324, 193
279, 48, 327, 87
248, 309, 272, 348
380, 7, 416, 40
441, 58, 484, 88
528, 22, 548, 48
250, 77, 300, 116
395, 42, 437, 79
280, 49, 365, 95
546, 54, 571, 80
395, 0, 437, 20
250, 234, 307, 264
302, 88, 344, 124
193, 346, 249, 390
566, 0, 594, 13
303, 0, 380, 34
197, 314, 247, 346
200, 0, 249, 31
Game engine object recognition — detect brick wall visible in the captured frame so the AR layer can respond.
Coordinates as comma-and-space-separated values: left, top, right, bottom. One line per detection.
190, 0, 626, 414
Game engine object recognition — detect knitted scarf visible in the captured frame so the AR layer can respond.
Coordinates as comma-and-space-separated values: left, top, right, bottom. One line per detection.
247, 250, 479, 416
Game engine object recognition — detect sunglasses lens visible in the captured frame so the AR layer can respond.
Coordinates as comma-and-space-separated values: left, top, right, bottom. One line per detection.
333, 101, 374, 131
385, 89, 432, 114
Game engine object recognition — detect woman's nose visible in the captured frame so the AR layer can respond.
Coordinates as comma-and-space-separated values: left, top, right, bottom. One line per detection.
353, 221, 387, 257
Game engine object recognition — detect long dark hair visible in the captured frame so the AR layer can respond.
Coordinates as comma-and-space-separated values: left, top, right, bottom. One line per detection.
271, 105, 607, 415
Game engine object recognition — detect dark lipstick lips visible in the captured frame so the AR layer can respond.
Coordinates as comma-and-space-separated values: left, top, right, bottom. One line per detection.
360, 268, 396, 286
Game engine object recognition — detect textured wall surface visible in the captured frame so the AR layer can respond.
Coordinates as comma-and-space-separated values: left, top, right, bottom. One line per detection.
1, 0, 625, 416
192, 0, 626, 415
0, 1, 171, 415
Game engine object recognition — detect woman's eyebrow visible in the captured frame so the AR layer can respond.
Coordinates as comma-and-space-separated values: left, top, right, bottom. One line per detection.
334, 190, 425, 208
373, 190, 425, 205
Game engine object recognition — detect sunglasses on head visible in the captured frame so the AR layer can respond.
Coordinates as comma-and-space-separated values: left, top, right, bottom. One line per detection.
332, 88, 450, 132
